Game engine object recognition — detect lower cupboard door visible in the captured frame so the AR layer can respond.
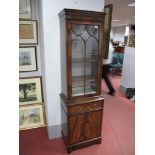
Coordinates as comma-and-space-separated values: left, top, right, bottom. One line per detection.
69, 110, 102, 144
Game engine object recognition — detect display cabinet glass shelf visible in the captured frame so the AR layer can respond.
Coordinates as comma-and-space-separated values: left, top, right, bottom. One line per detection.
71, 24, 99, 97
59, 9, 105, 153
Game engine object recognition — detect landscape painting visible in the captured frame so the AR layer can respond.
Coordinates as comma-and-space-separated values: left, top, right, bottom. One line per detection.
19, 20, 38, 45
103, 4, 113, 59
19, 82, 37, 102
19, 104, 44, 130
19, 51, 31, 65
19, 46, 37, 72
19, 77, 43, 105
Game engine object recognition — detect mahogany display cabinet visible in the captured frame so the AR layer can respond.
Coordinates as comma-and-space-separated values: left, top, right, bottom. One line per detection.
59, 9, 105, 153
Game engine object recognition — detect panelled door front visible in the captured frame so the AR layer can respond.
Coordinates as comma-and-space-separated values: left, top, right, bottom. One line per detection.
69, 110, 102, 144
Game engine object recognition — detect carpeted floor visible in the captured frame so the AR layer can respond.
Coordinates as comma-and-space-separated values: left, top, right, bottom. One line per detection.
19, 75, 135, 155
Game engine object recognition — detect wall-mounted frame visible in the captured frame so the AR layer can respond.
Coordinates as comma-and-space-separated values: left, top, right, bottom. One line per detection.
19, 104, 45, 130
19, 0, 32, 19
19, 77, 43, 105
103, 4, 113, 59
124, 36, 128, 45
19, 46, 37, 72
19, 20, 38, 45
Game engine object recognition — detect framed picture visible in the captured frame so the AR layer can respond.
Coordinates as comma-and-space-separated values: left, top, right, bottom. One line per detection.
19, 46, 37, 72
19, 77, 43, 105
124, 36, 128, 45
19, 20, 38, 45
103, 4, 113, 59
19, 0, 32, 19
19, 104, 45, 130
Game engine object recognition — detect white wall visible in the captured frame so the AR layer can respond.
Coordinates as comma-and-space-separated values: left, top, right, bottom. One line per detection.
39, 0, 105, 138
112, 26, 126, 42
120, 47, 135, 91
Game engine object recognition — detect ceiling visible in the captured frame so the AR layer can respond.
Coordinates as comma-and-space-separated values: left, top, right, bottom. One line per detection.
104, 0, 135, 27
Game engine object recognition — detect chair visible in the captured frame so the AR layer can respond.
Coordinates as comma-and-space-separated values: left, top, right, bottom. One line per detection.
110, 52, 124, 75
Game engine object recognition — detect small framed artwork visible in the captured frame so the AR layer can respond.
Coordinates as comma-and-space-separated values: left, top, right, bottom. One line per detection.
19, 104, 45, 130
19, 77, 43, 105
19, 0, 32, 19
19, 20, 38, 45
103, 4, 113, 59
19, 46, 37, 72
124, 36, 128, 45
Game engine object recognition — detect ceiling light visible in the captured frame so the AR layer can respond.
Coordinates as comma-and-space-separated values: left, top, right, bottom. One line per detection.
116, 24, 127, 26
112, 20, 120, 22
128, 2, 135, 7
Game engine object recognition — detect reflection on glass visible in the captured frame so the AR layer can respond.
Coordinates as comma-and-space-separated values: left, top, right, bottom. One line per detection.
85, 61, 97, 94
71, 24, 99, 96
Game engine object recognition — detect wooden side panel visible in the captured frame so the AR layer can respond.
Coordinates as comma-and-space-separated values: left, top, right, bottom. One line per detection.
69, 110, 103, 144
60, 97, 68, 144
60, 20, 67, 96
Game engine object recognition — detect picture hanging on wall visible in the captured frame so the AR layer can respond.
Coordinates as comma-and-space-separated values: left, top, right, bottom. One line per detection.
19, 77, 43, 105
19, 104, 45, 130
103, 4, 113, 59
19, 20, 38, 45
19, 0, 32, 19
19, 46, 38, 72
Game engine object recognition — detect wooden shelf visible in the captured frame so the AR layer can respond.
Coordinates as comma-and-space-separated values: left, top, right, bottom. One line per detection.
72, 75, 96, 88
72, 86, 96, 96
72, 58, 97, 63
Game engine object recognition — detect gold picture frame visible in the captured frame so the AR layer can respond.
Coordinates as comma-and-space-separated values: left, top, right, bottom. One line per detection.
19, 104, 45, 130
19, 20, 38, 45
19, 46, 38, 72
103, 4, 113, 59
19, 77, 43, 105
19, 0, 32, 19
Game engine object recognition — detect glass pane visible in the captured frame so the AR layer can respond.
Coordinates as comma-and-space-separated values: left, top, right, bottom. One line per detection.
85, 61, 97, 94
72, 62, 85, 96
86, 36, 98, 61
71, 24, 99, 96
72, 37, 85, 62
72, 25, 84, 36
72, 87, 84, 96
85, 25, 99, 38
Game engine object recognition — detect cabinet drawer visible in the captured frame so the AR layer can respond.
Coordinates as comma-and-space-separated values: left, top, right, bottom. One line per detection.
69, 101, 103, 115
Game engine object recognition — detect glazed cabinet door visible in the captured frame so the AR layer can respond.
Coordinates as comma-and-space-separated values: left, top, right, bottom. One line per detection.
68, 22, 103, 98
69, 110, 102, 144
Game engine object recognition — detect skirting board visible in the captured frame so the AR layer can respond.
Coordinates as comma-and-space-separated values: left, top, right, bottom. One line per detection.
47, 124, 62, 139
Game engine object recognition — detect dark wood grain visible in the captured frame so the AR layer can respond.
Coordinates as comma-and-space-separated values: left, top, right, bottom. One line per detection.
59, 9, 105, 22
69, 110, 103, 144
59, 9, 105, 153
60, 94, 104, 153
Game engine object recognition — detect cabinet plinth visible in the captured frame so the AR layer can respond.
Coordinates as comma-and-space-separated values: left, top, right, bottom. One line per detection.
59, 9, 105, 153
